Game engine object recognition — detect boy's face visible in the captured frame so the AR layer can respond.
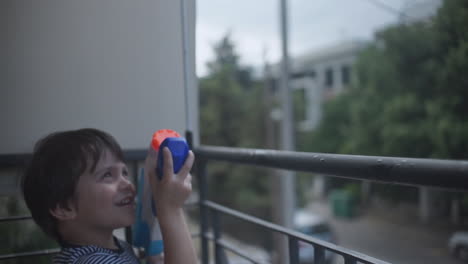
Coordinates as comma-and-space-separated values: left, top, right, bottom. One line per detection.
72, 149, 136, 231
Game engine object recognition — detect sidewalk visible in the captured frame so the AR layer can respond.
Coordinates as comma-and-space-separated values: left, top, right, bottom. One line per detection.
306, 200, 462, 264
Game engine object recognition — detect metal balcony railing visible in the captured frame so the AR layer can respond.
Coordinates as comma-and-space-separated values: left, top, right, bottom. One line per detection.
0, 215, 60, 260
1, 145, 468, 263
194, 145, 468, 264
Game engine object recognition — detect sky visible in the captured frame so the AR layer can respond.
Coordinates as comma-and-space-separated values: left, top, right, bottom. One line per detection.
196, 0, 420, 77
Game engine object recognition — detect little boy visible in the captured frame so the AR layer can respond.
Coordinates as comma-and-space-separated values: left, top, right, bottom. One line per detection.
21, 128, 197, 264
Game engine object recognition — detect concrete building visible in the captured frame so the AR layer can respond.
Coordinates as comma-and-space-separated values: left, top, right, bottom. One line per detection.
269, 0, 444, 134
289, 40, 367, 131
267, 39, 367, 200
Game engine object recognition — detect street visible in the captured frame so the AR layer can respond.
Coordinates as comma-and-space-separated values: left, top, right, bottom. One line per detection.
307, 201, 463, 264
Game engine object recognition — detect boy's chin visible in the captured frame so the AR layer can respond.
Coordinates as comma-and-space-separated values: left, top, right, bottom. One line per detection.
117, 215, 136, 228
124, 216, 136, 226
128, 218, 136, 226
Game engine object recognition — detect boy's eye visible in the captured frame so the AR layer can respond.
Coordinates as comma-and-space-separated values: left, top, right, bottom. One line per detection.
122, 169, 131, 178
102, 172, 113, 178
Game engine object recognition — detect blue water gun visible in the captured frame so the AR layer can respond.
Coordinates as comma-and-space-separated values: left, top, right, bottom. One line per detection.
133, 129, 189, 256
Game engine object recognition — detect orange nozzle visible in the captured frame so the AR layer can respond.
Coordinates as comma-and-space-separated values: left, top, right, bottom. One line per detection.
151, 129, 181, 151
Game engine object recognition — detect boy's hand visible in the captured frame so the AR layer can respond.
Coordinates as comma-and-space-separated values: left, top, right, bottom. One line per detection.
144, 146, 198, 264
145, 146, 194, 212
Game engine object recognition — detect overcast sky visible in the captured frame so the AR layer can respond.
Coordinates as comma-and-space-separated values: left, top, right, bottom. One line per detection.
195, 0, 423, 77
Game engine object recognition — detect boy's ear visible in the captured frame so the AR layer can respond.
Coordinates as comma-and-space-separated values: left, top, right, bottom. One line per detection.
49, 202, 77, 221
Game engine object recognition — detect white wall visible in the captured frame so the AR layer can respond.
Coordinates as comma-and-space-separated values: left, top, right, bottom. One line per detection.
1, 0, 197, 154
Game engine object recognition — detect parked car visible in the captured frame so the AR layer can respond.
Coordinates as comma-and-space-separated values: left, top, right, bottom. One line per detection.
449, 231, 468, 261
294, 210, 337, 264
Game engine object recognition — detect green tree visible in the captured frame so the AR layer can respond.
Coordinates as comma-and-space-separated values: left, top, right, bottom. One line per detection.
308, 0, 468, 159
0, 197, 58, 264
198, 33, 272, 246
199, 34, 271, 248
304, 0, 468, 201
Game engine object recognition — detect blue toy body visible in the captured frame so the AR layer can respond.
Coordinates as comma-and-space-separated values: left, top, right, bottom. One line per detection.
156, 137, 189, 180
151, 137, 189, 215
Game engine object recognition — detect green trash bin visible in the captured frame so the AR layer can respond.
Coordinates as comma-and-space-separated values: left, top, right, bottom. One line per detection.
330, 190, 355, 219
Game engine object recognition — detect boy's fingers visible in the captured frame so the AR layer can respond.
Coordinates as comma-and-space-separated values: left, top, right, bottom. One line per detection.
185, 173, 193, 186
162, 147, 174, 181
145, 146, 158, 173
177, 151, 194, 181
148, 165, 156, 190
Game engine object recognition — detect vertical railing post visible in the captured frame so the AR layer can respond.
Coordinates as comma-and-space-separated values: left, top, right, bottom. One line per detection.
212, 210, 223, 264
197, 158, 209, 264
344, 255, 357, 264
314, 245, 325, 264
125, 160, 139, 243
288, 236, 299, 264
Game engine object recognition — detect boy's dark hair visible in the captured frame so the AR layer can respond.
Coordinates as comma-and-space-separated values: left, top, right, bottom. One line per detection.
21, 128, 125, 241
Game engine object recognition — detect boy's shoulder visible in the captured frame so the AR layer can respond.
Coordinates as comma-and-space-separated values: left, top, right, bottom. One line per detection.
53, 239, 139, 264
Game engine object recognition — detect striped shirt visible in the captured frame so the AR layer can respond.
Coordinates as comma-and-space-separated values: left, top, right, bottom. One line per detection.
53, 237, 140, 264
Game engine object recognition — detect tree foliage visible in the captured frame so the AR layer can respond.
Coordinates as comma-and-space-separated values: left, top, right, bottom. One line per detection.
306, 0, 468, 161
0, 197, 57, 264
198, 33, 274, 247
301, 0, 468, 204
199, 33, 270, 210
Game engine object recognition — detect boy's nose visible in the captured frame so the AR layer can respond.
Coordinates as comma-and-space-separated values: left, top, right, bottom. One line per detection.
119, 175, 135, 192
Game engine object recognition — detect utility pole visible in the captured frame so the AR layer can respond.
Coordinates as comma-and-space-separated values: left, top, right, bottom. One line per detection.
279, 0, 295, 229
272, 0, 296, 263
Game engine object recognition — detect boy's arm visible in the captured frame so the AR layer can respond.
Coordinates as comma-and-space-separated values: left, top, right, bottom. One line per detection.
146, 147, 198, 264
146, 254, 164, 264
158, 207, 196, 264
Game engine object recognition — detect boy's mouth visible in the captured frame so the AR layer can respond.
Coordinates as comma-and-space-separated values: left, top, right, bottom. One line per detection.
116, 196, 135, 207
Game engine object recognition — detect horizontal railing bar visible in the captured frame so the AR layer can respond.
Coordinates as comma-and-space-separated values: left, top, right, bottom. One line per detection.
0, 149, 149, 167
216, 238, 264, 264
0, 153, 31, 167
0, 248, 60, 260
203, 233, 263, 264
204, 200, 389, 264
3, 234, 202, 260
1, 200, 197, 223
0, 215, 32, 222
185, 200, 198, 208
194, 145, 468, 191
0, 199, 197, 223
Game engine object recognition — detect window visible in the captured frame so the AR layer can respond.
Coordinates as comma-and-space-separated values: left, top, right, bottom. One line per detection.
325, 68, 333, 88
293, 88, 306, 122
342, 65, 350, 85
